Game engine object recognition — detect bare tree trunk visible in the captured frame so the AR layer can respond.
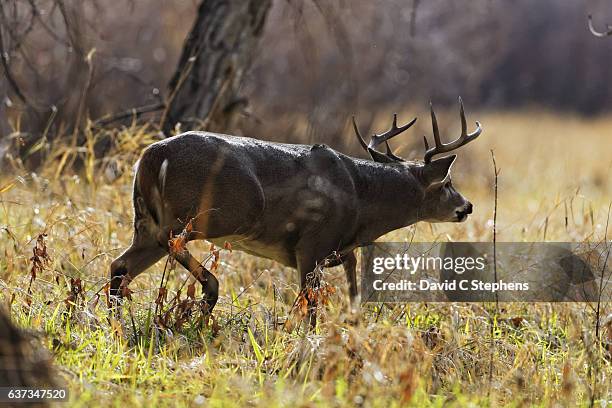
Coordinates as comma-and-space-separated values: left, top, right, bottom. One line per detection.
161, 0, 272, 136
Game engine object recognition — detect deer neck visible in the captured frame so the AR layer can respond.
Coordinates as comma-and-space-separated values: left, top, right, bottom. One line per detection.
354, 162, 424, 243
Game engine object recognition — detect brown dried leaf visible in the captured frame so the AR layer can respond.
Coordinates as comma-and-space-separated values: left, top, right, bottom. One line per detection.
29, 233, 51, 287
156, 287, 168, 306
168, 234, 187, 255
421, 327, 442, 350
187, 282, 197, 300
399, 366, 417, 404
298, 295, 308, 317
103, 282, 111, 308
121, 285, 133, 301
65, 278, 84, 311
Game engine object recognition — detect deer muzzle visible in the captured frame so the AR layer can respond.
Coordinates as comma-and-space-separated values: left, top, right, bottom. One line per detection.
455, 202, 473, 222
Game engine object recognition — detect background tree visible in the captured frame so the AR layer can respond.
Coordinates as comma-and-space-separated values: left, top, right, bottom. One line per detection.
161, 0, 271, 135
2, 0, 612, 169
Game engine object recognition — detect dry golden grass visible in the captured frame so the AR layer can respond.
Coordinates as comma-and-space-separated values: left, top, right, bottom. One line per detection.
0, 111, 610, 406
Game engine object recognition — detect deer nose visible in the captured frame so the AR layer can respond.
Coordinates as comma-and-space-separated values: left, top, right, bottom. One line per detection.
465, 203, 473, 214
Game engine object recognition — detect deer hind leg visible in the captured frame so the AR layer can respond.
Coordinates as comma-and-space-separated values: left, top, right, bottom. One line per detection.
110, 243, 166, 300
110, 198, 168, 302
110, 189, 167, 302
172, 249, 219, 313
322, 251, 358, 308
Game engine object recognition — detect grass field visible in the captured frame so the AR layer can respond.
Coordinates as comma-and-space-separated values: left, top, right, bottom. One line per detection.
0, 110, 611, 406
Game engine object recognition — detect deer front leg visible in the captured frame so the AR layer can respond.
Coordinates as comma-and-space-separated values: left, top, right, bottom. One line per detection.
342, 250, 358, 307
296, 252, 323, 330
172, 249, 219, 313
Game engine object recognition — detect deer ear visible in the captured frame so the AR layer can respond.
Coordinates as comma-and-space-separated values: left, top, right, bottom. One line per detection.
422, 155, 456, 186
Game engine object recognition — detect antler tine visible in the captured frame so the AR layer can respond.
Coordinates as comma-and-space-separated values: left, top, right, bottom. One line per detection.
385, 141, 403, 161
424, 97, 483, 163
368, 114, 417, 151
459, 96, 467, 136
352, 115, 369, 153
588, 14, 612, 37
458, 97, 483, 139
430, 102, 442, 148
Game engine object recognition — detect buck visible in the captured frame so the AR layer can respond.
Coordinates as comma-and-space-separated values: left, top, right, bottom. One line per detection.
110, 98, 482, 324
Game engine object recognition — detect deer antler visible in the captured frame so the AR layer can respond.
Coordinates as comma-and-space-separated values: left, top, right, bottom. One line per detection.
368, 114, 417, 151
352, 114, 417, 162
588, 15, 612, 37
423, 97, 482, 163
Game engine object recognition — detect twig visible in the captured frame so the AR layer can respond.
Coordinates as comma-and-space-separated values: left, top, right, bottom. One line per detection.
27, 0, 70, 46
595, 201, 611, 340
235, 269, 267, 300
491, 150, 499, 308
55, 0, 83, 56
160, 53, 199, 134
0, 6, 35, 110
1, 0, 36, 53
127, 302, 139, 345
93, 103, 165, 127
487, 149, 500, 397
71, 48, 96, 142
588, 201, 611, 407
153, 257, 171, 320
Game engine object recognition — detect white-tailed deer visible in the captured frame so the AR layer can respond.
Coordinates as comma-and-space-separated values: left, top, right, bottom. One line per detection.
110, 98, 482, 324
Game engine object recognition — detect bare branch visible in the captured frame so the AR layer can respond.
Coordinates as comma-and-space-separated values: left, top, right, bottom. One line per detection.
588, 14, 612, 38
0, 6, 33, 109
93, 103, 165, 127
